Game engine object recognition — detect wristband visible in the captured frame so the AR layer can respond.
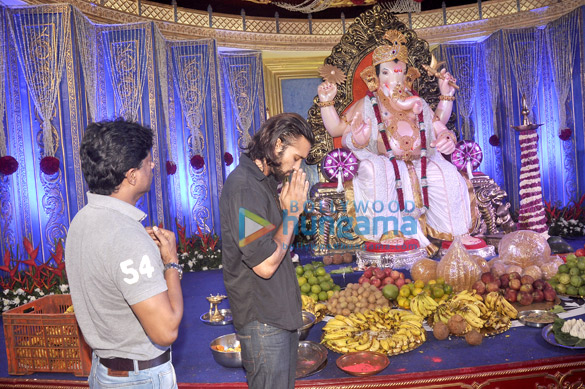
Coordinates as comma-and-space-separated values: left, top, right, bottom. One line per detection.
317, 100, 335, 107
164, 262, 183, 280
439, 95, 456, 101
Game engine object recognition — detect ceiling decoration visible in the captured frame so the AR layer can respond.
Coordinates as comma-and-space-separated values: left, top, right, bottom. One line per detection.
243, 0, 421, 14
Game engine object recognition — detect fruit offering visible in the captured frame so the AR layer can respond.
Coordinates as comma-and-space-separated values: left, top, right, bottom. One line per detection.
549, 253, 585, 296
472, 272, 557, 306
358, 266, 410, 290
396, 278, 454, 310
326, 283, 390, 316
300, 295, 328, 322
321, 308, 426, 355
431, 290, 517, 336
296, 262, 341, 302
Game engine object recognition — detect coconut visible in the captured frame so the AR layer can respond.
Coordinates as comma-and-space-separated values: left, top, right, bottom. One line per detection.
465, 329, 483, 346
447, 314, 467, 336
433, 321, 449, 340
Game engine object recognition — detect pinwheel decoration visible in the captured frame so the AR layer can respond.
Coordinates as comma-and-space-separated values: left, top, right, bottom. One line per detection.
450, 140, 483, 179
321, 148, 359, 192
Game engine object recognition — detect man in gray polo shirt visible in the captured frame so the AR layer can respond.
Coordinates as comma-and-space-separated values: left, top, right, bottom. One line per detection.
65, 120, 183, 388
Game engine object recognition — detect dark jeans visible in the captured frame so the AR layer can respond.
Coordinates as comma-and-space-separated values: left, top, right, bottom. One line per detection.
238, 321, 299, 389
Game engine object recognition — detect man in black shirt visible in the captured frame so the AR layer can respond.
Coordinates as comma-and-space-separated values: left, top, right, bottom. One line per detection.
220, 113, 315, 389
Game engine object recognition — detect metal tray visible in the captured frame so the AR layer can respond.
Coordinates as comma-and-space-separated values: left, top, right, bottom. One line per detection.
518, 310, 558, 328
200, 309, 233, 326
296, 341, 328, 379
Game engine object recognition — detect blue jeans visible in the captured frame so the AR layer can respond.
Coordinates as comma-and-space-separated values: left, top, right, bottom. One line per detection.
89, 352, 178, 388
238, 321, 299, 389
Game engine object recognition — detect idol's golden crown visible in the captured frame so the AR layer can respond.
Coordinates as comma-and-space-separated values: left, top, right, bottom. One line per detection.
372, 30, 409, 66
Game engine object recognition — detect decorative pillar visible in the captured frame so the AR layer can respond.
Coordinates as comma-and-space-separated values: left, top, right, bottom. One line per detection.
512, 95, 548, 234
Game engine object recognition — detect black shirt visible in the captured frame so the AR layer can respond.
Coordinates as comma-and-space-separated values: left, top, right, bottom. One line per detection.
219, 154, 303, 331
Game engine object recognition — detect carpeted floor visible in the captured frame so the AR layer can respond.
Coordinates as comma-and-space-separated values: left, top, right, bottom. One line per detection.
0, 237, 584, 385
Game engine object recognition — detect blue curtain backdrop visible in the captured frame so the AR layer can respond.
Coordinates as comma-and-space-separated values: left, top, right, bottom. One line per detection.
0, 4, 584, 265
0, 4, 265, 263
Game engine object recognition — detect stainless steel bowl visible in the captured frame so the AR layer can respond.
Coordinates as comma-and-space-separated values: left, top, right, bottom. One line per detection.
209, 333, 242, 368
298, 311, 316, 341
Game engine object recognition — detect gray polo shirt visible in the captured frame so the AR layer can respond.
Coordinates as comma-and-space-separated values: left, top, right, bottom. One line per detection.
220, 155, 303, 332
65, 192, 168, 360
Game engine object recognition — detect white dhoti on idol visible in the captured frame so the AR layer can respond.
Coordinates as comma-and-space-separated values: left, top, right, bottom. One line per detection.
344, 98, 473, 250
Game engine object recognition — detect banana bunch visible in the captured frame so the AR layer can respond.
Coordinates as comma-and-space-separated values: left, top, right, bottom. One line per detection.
410, 293, 439, 318
483, 310, 511, 331
431, 290, 487, 331
321, 308, 426, 355
301, 295, 327, 322
484, 292, 518, 320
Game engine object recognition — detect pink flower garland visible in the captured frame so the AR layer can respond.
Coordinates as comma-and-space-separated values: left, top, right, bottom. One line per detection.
489, 135, 500, 147
190, 155, 205, 170
40, 156, 60, 175
559, 128, 571, 141
0, 156, 18, 176
166, 161, 177, 175
224, 152, 234, 166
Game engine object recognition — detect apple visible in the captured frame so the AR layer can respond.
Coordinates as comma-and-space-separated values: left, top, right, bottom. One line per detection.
391, 270, 401, 280
576, 248, 585, 257
395, 278, 405, 288
543, 281, 554, 291
508, 271, 521, 280
520, 275, 535, 285
364, 267, 374, 279
370, 277, 382, 289
504, 288, 517, 303
532, 289, 544, 303
404, 278, 412, 284
532, 279, 546, 291
472, 280, 486, 295
486, 282, 500, 293
509, 278, 521, 291
543, 288, 557, 302
373, 267, 385, 280
500, 273, 511, 289
518, 291, 534, 306
384, 268, 393, 278
382, 277, 395, 286
519, 283, 534, 294
481, 272, 495, 284
494, 278, 502, 288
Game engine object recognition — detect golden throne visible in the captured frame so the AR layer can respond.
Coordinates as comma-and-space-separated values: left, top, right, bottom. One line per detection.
305, 6, 514, 258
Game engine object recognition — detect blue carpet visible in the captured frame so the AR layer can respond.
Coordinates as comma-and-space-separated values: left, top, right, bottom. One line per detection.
0, 235, 584, 383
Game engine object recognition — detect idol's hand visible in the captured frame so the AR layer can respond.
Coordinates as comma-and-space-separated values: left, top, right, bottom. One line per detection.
438, 69, 457, 96
349, 111, 371, 148
318, 81, 338, 103
431, 121, 457, 155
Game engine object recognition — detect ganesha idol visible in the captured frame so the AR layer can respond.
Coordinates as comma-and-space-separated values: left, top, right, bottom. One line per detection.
315, 29, 486, 262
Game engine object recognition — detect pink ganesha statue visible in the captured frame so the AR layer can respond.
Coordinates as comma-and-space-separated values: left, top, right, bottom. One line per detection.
316, 30, 484, 255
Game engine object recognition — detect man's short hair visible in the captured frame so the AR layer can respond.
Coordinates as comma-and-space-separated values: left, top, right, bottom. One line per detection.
245, 113, 315, 169
80, 119, 153, 195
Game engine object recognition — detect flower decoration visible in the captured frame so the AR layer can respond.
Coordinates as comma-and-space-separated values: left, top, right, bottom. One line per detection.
318, 64, 346, 85
559, 128, 572, 141
224, 152, 234, 166
489, 135, 500, 147
40, 156, 60, 175
176, 221, 222, 272
0, 155, 18, 176
166, 160, 177, 175
190, 155, 205, 170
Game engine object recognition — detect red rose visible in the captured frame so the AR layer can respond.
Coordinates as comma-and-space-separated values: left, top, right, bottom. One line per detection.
190, 155, 205, 170
559, 128, 572, 141
0, 155, 18, 176
166, 160, 177, 175
489, 135, 500, 147
224, 152, 234, 166
40, 156, 60, 175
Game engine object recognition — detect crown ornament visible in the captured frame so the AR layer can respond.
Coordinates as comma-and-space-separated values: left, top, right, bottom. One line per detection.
372, 30, 409, 65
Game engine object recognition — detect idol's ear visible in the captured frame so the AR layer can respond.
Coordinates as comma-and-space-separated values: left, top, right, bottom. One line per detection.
360, 66, 379, 92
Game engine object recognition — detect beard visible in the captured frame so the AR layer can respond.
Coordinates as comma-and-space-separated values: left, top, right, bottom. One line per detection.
271, 164, 288, 182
